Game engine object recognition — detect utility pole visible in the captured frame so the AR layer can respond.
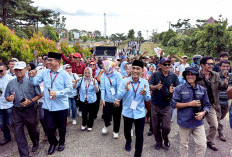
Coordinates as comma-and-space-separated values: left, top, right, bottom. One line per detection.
104, 13, 106, 38
167, 21, 171, 30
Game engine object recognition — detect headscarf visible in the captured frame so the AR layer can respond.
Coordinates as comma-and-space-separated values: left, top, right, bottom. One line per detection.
84, 67, 93, 87
120, 61, 128, 77
63, 64, 71, 70
142, 67, 149, 80
126, 64, 132, 77
103, 60, 116, 77
147, 63, 156, 75
89, 60, 97, 78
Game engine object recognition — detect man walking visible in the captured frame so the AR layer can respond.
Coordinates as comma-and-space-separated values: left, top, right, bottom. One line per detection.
29, 52, 72, 155
0, 62, 14, 145
118, 60, 151, 157
198, 56, 229, 151
149, 57, 179, 150
5, 61, 41, 157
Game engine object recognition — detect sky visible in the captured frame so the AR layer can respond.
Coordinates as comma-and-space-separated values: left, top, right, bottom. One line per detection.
33, 0, 232, 39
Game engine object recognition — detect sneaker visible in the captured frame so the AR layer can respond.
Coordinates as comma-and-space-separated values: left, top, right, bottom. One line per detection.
87, 128, 92, 131
72, 120, 77, 125
113, 132, 119, 139
79, 112, 82, 117
131, 129, 133, 137
81, 125, 86, 131
102, 126, 108, 134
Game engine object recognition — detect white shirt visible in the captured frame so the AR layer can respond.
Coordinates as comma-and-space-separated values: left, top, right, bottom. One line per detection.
6, 69, 16, 78
177, 63, 190, 76
0, 74, 14, 109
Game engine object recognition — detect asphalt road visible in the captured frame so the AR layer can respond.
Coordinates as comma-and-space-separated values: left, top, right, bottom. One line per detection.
1, 110, 232, 157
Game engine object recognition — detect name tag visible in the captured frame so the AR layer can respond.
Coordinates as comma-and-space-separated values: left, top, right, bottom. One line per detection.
130, 100, 138, 110
110, 87, 115, 95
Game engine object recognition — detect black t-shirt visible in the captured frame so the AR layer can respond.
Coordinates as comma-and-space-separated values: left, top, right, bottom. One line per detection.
149, 70, 180, 107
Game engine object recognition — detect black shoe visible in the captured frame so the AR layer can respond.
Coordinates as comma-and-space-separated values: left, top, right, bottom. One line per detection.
57, 144, 65, 151
32, 145, 39, 152
134, 153, 141, 157
48, 143, 58, 155
207, 142, 218, 151
125, 142, 131, 152
0, 138, 11, 146
147, 130, 153, 136
155, 143, 162, 150
164, 141, 170, 148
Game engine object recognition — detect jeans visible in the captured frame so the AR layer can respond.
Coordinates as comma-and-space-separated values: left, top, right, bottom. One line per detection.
0, 108, 12, 139
68, 98, 77, 119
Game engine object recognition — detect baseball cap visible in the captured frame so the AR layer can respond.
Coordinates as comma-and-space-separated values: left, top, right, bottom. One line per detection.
13, 61, 26, 70
182, 55, 188, 59
11, 58, 19, 62
159, 57, 171, 64
74, 53, 81, 58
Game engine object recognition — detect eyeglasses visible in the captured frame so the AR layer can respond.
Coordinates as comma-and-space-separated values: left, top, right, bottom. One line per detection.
90, 64, 95, 66
186, 73, 196, 76
66, 67, 72, 69
162, 64, 171, 67
0, 70, 3, 73
206, 63, 214, 66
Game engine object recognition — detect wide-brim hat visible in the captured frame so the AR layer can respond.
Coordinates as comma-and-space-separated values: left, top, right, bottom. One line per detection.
182, 67, 202, 81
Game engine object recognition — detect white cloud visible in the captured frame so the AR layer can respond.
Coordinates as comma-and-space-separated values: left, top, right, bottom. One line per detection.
33, 0, 232, 39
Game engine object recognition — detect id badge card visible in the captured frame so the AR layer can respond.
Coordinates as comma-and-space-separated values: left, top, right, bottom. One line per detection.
130, 100, 138, 110
110, 87, 115, 95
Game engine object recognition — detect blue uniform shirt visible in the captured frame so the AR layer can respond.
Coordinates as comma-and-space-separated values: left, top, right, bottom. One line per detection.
117, 76, 151, 119
171, 83, 211, 129
30, 68, 72, 111
76, 77, 98, 103
100, 71, 122, 103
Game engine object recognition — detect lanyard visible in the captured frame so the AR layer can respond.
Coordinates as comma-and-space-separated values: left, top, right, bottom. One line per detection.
85, 78, 92, 99
50, 72, 59, 89
106, 75, 112, 86
131, 81, 140, 98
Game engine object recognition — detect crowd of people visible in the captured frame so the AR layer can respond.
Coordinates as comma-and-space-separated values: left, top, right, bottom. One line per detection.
0, 47, 232, 157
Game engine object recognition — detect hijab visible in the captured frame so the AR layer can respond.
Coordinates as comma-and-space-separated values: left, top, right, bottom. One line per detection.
120, 61, 128, 77
147, 63, 156, 75
103, 60, 116, 77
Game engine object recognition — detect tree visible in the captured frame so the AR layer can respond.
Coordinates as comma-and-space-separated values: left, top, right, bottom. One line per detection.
161, 29, 177, 46
93, 30, 101, 38
171, 19, 191, 33
128, 29, 135, 39
0, 0, 55, 28
39, 25, 59, 42
115, 33, 126, 40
